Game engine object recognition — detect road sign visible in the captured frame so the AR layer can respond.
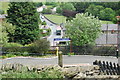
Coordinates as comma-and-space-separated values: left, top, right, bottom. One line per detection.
54, 38, 71, 41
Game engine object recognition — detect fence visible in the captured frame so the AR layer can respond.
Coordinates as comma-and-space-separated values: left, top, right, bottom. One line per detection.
0, 45, 119, 57
93, 60, 120, 75
50, 45, 118, 56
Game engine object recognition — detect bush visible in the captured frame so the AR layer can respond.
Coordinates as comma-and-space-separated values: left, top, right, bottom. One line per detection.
41, 21, 46, 25
2, 43, 23, 53
27, 39, 50, 55
0, 9, 4, 14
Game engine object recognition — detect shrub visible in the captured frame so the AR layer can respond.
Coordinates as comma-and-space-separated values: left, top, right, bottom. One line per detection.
3, 43, 23, 47
2, 43, 23, 53
27, 39, 50, 55
41, 21, 47, 25
0, 9, 4, 14
5, 53, 16, 58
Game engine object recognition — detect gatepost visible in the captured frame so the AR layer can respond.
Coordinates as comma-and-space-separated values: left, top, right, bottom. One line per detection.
58, 51, 63, 67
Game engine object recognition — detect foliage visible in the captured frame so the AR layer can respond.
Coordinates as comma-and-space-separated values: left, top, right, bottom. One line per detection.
2, 20, 16, 42
2, 42, 23, 53
73, 2, 91, 13
3, 42, 23, 47
28, 39, 50, 54
40, 28, 51, 37
45, 2, 58, 7
7, 2, 40, 45
0, 9, 4, 14
99, 8, 116, 21
65, 13, 101, 46
85, 4, 104, 18
56, 3, 76, 14
42, 8, 52, 14
1, 66, 63, 78
0, 24, 8, 44
35, 2, 43, 7
62, 10, 77, 17
41, 21, 46, 25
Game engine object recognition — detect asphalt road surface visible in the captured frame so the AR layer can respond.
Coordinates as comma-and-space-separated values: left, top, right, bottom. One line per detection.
40, 14, 63, 46
1, 55, 118, 67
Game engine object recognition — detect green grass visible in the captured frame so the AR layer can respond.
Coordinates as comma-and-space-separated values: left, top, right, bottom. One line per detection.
101, 20, 113, 24
44, 14, 66, 24
0, 2, 9, 14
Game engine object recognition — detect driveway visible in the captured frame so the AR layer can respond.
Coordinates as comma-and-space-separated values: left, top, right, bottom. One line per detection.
1, 55, 118, 67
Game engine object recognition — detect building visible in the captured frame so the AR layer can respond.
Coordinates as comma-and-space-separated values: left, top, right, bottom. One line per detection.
95, 24, 119, 46
0, 14, 7, 22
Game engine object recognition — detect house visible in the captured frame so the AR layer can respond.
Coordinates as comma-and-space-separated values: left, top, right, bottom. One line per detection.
51, 7, 57, 14
37, 5, 47, 12
0, 14, 7, 22
95, 24, 119, 46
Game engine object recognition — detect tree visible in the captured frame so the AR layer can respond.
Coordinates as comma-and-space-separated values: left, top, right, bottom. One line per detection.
56, 3, 76, 14
65, 13, 101, 46
7, 2, 40, 45
99, 8, 115, 21
73, 2, 91, 13
0, 24, 8, 44
85, 4, 104, 18
35, 2, 43, 7
2, 20, 16, 42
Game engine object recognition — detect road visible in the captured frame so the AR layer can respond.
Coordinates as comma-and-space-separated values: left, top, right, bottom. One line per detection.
40, 14, 63, 46
1, 55, 118, 67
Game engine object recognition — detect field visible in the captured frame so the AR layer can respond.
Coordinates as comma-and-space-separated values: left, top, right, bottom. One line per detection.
44, 14, 113, 24
44, 14, 67, 24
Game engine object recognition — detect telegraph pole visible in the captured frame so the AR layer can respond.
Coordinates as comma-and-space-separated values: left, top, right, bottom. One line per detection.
116, 16, 120, 58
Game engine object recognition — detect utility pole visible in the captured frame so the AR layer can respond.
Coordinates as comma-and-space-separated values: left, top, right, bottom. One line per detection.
116, 16, 120, 59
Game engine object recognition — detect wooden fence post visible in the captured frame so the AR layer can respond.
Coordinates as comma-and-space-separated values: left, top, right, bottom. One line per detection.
58, 51, 63, 67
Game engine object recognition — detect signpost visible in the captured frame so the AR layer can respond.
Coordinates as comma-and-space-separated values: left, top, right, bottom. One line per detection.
54, 38, 72, 53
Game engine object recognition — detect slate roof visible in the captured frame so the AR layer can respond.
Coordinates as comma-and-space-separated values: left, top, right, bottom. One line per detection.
96, 24, 119, 45
101, 24, 118, 30
0, 14, 7, 18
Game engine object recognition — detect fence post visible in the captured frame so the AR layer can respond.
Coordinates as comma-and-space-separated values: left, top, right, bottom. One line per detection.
116, 49, 119, 58
58, 51, 63, 67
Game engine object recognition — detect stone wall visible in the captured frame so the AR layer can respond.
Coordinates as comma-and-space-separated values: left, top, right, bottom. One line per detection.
0, 63, 119, 80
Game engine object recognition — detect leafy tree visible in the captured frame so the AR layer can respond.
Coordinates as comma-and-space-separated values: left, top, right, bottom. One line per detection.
73, 2, 91, 13
35, 2, 43, 7
56, 3, 76, 14
2, 20, 16, 42
99, 8, 115, 21
0, 24, 8, 44
65, 13, 101, 46
7, 2, 40, 45
85, 4, 104, 18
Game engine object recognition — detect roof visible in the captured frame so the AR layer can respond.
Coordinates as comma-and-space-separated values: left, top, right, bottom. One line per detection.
0, 14, 7, 18
101, 24, 118, 30
95, 34, 117, 45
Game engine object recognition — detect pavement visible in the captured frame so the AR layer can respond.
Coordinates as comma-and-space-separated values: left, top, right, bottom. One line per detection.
1, 55, 118, 67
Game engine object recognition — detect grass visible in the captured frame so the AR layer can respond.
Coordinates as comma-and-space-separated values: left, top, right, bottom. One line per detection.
44, 14, 114, 24
101, 20, 113, 24
0, 2, 9, 14
44, 14, 66, 24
